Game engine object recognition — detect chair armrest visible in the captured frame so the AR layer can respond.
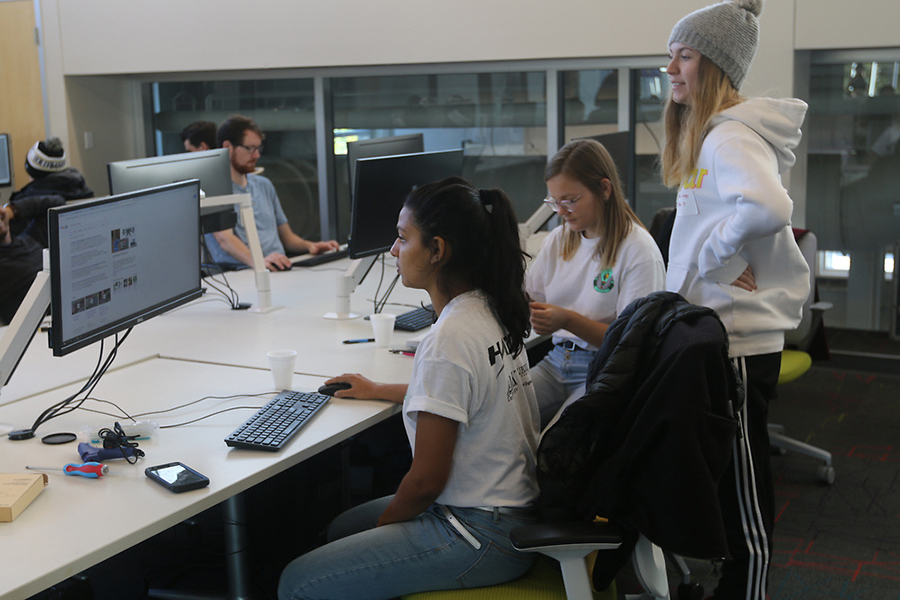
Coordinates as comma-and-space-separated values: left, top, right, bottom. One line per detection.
810, 301, 833, 312
510, 520, 623, 552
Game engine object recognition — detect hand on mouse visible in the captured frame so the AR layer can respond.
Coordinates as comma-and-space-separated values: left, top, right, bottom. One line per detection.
322, 374, 374, 399
264, 252, 292, 271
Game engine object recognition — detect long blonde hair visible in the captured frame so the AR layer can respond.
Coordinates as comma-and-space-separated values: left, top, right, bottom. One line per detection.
544, 139, 642, 268
661, 55, 744, 187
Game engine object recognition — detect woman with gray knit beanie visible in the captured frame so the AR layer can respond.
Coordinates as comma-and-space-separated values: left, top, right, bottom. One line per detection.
660, 1, 810, 599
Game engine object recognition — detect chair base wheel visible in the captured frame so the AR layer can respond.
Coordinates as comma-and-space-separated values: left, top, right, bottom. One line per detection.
818, 465, 835, 485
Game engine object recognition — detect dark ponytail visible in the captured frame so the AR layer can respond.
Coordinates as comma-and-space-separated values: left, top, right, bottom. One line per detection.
404, 177, 531, 354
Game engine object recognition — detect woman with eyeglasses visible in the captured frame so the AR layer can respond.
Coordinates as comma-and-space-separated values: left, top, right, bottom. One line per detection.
526, 139, 665, 429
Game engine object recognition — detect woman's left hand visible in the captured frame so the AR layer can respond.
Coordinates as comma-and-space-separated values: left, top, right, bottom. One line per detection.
731, 265, 757, 292
529, 301, 569, 336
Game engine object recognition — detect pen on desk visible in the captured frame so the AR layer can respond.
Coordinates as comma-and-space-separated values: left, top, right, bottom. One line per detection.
343, 338, 375, 344
389, 349, 416, 357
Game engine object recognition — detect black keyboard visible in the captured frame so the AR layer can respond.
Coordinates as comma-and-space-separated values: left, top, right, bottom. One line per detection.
225, 390, 329, 451
291, 248, 349, 267
394, 305, 435, 331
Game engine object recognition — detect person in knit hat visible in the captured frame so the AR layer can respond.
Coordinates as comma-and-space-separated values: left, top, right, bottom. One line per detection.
660, 2, 810, 598
1, 137, 93, 324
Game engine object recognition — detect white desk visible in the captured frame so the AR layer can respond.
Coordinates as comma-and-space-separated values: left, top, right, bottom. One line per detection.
148, 257, 430, 377
0, 259, 422, 600
0, 358, 399, 600
0, 256, 427, 405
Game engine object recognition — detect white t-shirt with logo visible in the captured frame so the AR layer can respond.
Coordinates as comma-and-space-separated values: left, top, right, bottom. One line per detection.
526, 224, 665, 350
403, 290, 540, 508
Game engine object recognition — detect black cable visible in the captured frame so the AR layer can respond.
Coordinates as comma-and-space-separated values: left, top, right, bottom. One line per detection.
202, 266, 241, 308
74, 392, 275, 424
159, 405, 266, 429
25, 329, 132, 435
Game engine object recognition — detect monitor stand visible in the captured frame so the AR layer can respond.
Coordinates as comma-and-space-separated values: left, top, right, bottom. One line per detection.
202, 194, 280, 313
518, 203, 555, 248
0, 251, 51, 434
323, 255, 378, 320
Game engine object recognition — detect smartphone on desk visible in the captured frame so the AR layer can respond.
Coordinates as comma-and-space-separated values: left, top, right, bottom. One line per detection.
145, 462, 210, 493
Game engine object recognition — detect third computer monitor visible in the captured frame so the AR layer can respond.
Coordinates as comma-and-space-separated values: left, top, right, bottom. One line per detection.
349, 149, 464, 260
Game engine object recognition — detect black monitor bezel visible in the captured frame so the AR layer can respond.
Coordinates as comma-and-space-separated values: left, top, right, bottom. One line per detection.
0, 133, 12, 188
346, 134, 425, 196
48, 180, 203, 357
348, 149, 464, 260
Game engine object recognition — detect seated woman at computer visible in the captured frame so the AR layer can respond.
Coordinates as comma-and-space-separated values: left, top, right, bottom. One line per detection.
278, 177, 540, 600
1, 137, 94, 325
526, 138, 665, 429
204, 115, 339, 271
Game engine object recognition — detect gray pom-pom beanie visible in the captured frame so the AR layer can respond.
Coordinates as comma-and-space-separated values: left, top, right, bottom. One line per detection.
668, 0, 763, 90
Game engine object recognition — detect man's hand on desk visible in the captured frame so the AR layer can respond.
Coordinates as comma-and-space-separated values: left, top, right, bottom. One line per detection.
307, 239, 341, 254
264, 252, 293, 271
324, 373, 407, 404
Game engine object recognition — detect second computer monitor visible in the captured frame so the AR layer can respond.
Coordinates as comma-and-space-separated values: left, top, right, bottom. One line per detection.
349, 149, 464, 259
577, 131, 632, 198
107, 148, 234, 233
346, 134, 424, 196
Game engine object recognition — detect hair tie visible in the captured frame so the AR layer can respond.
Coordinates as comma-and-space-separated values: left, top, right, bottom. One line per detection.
478, 188, 493, 208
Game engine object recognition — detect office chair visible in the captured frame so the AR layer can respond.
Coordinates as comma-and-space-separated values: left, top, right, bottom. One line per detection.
399, 514, 667, 600
768, 229, 835, 485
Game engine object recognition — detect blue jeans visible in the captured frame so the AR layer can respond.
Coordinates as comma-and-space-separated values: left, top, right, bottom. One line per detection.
278, 496, 537, 600
530, 344, 597, 429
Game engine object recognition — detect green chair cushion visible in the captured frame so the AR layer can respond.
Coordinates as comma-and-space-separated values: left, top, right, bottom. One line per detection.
779, 349, 812, 385
401, 556, 615, 600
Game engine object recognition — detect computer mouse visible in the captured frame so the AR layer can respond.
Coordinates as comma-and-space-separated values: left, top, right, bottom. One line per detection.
318, 382, 352, 396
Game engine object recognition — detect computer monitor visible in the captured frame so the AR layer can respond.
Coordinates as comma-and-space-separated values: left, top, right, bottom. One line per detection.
48, 180, 203, 356
107, 149, 235, 233
0, 133, 12, 188
348, 149, 464, 260
577, 131, 633, 198
346, 134, 424, 196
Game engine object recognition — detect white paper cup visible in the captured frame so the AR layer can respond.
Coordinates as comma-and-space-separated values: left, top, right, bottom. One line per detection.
267, 349, 298, 390
370, 313, 396, 348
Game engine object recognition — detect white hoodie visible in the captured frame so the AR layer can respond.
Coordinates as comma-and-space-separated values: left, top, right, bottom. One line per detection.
666, 97, 811, 357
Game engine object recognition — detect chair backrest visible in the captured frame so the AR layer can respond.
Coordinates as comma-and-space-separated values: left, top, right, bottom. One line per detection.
536, 292, 739, 587
785, 230, 818, 350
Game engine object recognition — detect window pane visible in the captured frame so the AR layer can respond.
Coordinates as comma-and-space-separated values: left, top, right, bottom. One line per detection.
632, 67, 671, 227
331, 72, 547, 241
807, 60, 900, 254
806, 56, 900, 330
562, 69, 618, 137
152, 79, 321, 240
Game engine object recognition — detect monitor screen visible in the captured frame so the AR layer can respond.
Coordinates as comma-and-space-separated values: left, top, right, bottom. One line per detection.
0, 133, 12, 187
107, 148, 234, 232
346, 134, 424, 196
48, 180, 203, 356
349, 149, 464, 259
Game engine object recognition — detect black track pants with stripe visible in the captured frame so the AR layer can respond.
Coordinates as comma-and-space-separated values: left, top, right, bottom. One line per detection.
712, 353, 780, 600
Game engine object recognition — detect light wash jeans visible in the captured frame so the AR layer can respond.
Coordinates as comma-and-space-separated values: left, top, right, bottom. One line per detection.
530, 344, 597, 430
278, 496, 537, 600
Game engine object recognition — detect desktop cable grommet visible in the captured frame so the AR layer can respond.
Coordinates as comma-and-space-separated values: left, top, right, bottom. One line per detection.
42, 432, 77, 445
8, 428, 36, 441
233, 302, 252, 310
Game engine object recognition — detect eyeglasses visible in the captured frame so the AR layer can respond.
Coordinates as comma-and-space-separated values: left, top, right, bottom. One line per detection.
543, 194, 582, 212
238, 144, 264, 154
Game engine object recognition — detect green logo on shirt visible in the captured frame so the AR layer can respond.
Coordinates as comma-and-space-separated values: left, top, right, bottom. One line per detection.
594, 268, 614, 293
